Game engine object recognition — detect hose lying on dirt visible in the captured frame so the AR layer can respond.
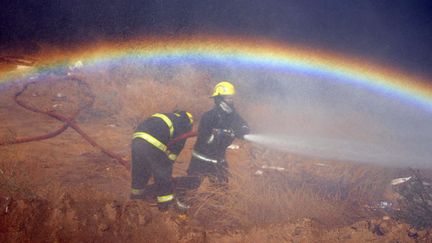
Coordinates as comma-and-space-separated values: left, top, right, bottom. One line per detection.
0, 75, 130, 169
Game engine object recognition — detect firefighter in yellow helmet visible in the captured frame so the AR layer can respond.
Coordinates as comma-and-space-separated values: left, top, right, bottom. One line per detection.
130, 110, 193, 211
186, 81, 250, 188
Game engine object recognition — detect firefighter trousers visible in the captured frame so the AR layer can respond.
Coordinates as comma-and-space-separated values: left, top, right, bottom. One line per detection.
185, 157, 229, 190
131, 139, 174, 209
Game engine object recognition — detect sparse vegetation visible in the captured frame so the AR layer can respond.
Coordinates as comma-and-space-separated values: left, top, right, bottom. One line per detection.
395, 170, 432, 229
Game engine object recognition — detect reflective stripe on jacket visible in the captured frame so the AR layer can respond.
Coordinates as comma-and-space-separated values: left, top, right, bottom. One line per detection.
192, 150, 218, 164
152, 113, 174, 138
133, 132, 177, 161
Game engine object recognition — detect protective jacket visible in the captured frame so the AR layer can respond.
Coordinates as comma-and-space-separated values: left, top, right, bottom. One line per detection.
131, 112, 192, 210
192, 106, 249, 162
185, 105, 249, 188
133, 112, 191, 160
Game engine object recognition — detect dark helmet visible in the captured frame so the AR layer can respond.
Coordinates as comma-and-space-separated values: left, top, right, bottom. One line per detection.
173, 110, 193, 130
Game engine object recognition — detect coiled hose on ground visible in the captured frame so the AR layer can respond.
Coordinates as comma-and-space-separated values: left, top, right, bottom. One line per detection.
0, 75, 130, 169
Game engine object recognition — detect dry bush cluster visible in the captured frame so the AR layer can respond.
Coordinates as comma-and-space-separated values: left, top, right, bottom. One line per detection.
79, 61, 213, 129
395, 170, 432, 229
181, 141, 404, 233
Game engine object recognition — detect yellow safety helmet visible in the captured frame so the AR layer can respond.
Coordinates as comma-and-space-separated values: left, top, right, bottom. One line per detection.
211, 81, 236, 97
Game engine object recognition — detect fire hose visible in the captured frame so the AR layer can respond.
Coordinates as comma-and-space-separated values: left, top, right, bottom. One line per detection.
0, 76, 130, 169
0, 75, 197, 170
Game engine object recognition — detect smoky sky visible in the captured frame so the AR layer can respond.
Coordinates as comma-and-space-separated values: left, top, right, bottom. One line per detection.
1, 0, 432, 77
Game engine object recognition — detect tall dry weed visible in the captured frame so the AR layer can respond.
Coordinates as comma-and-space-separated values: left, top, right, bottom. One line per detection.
82, 63, 212, 129
184, 144, 396, 232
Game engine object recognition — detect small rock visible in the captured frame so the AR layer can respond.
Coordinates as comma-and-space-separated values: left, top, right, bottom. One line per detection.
138, 214, 151, 225
98, 223, 110, 232
391, 176, 412, 185
2, 197, 11, 214
372, 224, 385, 236
407, 228, 418, 239
53, 93, 67, 101
302, 218, 312, 227
104, 203, 118, 221
378, 201, 392, 209
379, 221, 391, 234
293, 227, 302, 236
254, 170, 263, 176
382, 216, 390, 220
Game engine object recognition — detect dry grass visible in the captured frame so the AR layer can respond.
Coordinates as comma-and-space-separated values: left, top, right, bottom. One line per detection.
2, 62, 421, 241
73, 64, 401, 233
0, 145, 39, 199
182, 144, 399, 233
79, 61, 213, 129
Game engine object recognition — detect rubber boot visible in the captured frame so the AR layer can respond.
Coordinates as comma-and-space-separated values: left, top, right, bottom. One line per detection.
175, 198, 190, 213
130, 188, 146, 200
158, 200, 174, 212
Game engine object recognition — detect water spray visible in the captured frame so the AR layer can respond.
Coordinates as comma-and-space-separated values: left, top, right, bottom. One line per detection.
244, 134, 430, 168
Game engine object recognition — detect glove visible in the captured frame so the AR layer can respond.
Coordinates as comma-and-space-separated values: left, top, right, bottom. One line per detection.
222, 129, 235, 138
213, 128, 235, 138
237, 125, 250, 139
207, 129, 235, 144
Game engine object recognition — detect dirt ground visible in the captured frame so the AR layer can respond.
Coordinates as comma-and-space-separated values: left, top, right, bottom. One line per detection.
0, 67, 431, 242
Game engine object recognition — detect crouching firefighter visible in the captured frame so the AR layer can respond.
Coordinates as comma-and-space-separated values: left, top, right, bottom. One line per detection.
130, 110, 193, 211
186, 81, 250, 189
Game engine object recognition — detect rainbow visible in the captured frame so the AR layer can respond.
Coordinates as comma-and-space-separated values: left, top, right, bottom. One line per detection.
1, 36, 431, 110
